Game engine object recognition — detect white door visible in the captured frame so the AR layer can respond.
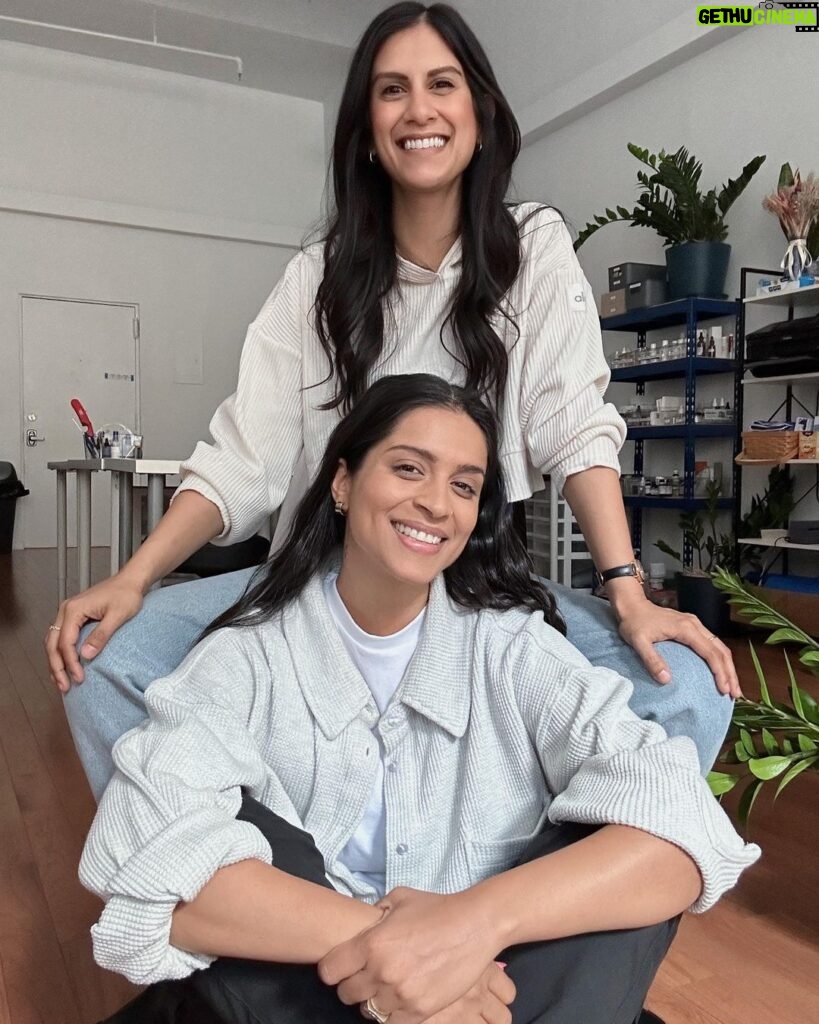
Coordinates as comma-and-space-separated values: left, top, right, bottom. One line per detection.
21, 297, 139, 549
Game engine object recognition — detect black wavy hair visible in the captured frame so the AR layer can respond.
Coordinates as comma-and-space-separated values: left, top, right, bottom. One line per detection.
314, 2, 544, 415
203, 374, 564, 637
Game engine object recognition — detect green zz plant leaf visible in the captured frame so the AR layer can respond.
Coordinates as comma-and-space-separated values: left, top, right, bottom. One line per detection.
573, 144, 765, 251
706, 570, 819, 829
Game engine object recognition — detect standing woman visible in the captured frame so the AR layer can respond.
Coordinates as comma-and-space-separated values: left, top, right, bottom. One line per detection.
46, 2, 737, 800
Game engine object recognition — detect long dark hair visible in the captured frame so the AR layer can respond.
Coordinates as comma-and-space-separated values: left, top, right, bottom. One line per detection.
204, 375, 564, 638
315, 2, 539, 414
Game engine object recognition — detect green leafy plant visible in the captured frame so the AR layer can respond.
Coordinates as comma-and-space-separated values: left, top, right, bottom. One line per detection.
738, 466, 795, 573
655, 481, 736, 575
707, 568, 819, 827
574, 143, 766, 250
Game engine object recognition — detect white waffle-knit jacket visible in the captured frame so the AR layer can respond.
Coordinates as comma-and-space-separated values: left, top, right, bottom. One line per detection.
176, 204, 627, 545
80, 567, 759, 985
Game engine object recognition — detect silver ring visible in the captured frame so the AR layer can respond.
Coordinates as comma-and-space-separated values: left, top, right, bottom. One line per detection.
49, 625, 61, 632
362, 997, 390, 1023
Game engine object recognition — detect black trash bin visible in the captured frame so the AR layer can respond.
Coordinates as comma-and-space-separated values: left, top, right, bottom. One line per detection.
0, 462, 30, 552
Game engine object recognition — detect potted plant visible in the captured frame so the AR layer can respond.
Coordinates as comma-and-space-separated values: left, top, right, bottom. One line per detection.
762, 162, 819, 281
708, 568, 819, 828
655, 480, 736, 633
574, 143, 766, 299
738, 466, 795, 575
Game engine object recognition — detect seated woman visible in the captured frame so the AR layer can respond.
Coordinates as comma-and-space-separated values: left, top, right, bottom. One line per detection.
81, 374, 758, 1024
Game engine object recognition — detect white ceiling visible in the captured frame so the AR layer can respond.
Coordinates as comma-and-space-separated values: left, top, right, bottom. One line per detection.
0, 0, 689, 111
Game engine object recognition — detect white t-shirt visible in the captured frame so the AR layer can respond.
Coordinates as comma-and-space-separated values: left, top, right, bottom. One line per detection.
323, 573, 425, 897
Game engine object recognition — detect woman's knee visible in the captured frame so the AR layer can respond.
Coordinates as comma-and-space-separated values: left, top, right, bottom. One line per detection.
640, 641, 733, 772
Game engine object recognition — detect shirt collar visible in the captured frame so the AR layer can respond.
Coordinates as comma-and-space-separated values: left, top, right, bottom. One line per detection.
282, 556, 471, 740
395, 237, 463, 285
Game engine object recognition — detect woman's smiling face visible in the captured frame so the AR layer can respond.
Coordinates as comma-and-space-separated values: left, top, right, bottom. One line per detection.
369, 21, 480, 200
331, 405, 487, 593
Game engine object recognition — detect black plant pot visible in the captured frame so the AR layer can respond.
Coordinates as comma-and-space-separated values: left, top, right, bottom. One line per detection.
675, 573, 732, 636
666, 241, 730, 299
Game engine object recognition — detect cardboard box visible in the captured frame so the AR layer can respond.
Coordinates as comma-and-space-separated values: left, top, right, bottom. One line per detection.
798, 431, 818, 459
608, 262, 667, 291
600, 289, 627, 317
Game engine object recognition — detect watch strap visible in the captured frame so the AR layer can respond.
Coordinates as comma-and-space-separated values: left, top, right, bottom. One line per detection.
594, 561, 645, 588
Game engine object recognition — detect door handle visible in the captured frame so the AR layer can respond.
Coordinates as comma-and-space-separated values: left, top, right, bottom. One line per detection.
26, 428, 46, 446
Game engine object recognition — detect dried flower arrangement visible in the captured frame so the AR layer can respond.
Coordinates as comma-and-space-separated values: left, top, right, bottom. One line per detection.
762, 163, 819, 280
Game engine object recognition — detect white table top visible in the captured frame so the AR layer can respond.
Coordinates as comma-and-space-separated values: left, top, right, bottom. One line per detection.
102, 458, 182, 475
48, 458, 181, 475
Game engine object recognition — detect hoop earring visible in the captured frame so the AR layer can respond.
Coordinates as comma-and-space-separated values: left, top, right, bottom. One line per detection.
369, 150, 376, 164
334, 499, 347, 517
476, 140, 483, 153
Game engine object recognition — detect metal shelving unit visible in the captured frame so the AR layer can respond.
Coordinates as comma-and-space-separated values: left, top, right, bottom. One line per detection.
737, 268, 819, 577
602, 297, 741, 567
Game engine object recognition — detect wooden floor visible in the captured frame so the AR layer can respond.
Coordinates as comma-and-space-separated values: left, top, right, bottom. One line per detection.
1, 548, 818, 1023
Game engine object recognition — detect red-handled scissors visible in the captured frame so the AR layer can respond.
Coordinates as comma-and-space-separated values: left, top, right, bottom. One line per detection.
70, 398, 95, 437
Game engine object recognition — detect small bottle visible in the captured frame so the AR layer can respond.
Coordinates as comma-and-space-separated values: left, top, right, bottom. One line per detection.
660, 338, 671, 361
727, 333, 735, 359
647, 341, 659, 363
110, 429, 121, 459
671, 469, 681, 496
711, 325, 725, 358
696, 331, 706, 357
706, 333, 716, 358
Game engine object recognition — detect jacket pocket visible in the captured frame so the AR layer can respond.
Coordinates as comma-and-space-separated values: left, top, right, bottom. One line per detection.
463, 805, 550, 882
464, 835, 533, 882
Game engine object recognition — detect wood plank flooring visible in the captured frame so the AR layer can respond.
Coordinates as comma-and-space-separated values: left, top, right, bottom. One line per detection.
1, 547, 818, 1023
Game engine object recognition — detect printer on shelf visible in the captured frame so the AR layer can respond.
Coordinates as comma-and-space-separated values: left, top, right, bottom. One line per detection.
746, 313, 819, 377
788, 520, 819, 546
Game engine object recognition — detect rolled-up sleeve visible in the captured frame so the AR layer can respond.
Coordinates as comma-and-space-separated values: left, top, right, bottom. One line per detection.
511, 626, 759, 913
518, 216, 626, 494
79, 632, 272, 984
176, 252, 308, 544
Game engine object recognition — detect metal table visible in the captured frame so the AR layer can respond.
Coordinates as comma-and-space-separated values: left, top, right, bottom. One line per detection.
47, 458, 181, 602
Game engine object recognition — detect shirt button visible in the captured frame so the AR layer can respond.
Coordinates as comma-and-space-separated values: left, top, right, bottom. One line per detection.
395, 842, 409, 855
387, 716, 400, 727
387, 762, 398, 773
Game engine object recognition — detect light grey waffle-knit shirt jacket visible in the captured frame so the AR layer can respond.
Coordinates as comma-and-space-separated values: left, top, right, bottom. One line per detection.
80, 570, 760, 985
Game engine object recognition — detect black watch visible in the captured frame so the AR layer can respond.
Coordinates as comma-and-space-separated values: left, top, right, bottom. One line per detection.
594, 560, 646, 589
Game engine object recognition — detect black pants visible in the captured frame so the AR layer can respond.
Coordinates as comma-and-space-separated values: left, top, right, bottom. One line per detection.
103, 797, 678, 1024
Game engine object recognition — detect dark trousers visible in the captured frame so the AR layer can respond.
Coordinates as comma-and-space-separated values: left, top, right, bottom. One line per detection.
103, 797, 678, 1024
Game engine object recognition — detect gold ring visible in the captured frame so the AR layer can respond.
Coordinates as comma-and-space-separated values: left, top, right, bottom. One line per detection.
361, 997, 390, 1023
49, 625, 61, 632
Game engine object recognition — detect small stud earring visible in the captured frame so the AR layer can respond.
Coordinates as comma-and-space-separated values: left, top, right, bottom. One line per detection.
334, 499, 346, 516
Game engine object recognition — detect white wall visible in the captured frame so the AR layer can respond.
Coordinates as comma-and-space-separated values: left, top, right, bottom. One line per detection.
0, 40, 326, 547
514, 25, 819, 570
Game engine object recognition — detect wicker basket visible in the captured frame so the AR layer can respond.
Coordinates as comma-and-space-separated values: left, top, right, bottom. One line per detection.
739, 430, 800, 462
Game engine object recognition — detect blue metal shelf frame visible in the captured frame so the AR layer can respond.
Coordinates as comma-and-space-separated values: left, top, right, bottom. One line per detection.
603, 297, 741, 567
626, 424, 735, 440
610, 357, 735, 384
623, 496, 734, 511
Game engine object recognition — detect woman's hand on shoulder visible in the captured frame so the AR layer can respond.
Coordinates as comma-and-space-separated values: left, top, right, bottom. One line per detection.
45, 574, 145, 691
318, 886, 512, 1024
615, 596, 741, 698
